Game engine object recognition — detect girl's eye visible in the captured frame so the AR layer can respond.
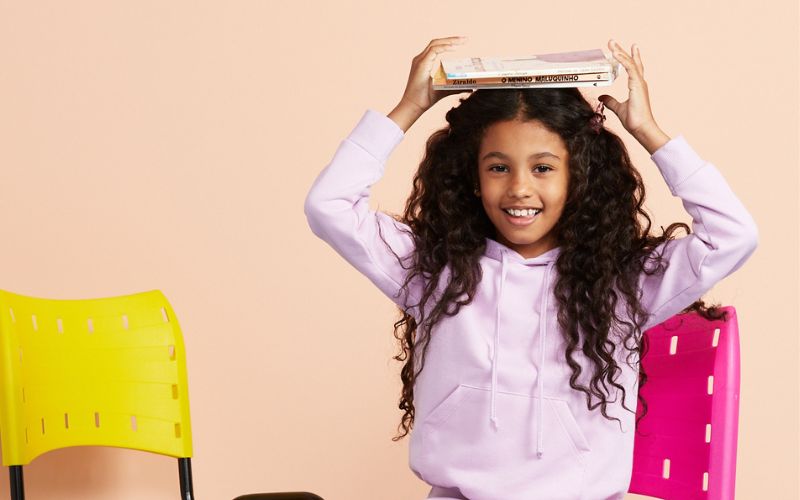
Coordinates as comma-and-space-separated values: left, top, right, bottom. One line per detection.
489, 164, 552, 173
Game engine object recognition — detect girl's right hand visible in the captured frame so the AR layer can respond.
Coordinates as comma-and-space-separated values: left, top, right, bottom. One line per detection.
398, 37, 470, 114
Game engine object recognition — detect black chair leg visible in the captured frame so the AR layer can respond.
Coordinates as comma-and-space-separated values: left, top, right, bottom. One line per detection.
178, 457, 194, 500
10, 465, 24, 500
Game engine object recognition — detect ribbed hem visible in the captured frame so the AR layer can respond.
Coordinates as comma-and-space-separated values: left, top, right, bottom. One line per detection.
346, 109, 406, 164
649, 134, 707, 196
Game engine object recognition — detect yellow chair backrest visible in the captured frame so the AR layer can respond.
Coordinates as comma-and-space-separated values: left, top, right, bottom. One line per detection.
0, 289, 193, 466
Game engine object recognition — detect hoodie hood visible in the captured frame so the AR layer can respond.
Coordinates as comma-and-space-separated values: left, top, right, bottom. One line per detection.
484, 237, 560, 458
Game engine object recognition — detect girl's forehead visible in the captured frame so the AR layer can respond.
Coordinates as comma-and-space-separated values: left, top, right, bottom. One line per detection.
479, 120, 568, 156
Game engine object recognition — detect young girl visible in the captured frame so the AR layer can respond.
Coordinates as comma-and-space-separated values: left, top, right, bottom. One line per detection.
304, 37, 758, 500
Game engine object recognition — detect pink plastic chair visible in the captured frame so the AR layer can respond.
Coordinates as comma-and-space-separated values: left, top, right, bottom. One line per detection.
629, 306, 740, 500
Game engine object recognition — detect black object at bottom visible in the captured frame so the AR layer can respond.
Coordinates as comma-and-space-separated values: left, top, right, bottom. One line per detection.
10, 465, 24, 500
179, 457, 194, 500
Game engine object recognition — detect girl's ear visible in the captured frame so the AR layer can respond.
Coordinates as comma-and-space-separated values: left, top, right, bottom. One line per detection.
474, 186, 480, 196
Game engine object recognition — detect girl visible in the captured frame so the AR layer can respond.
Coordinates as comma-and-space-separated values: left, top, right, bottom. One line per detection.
304, 37, 758, 500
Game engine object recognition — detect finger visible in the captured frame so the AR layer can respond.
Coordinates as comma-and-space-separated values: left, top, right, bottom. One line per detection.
608, 40, 635, 68
598, 94, 622, 115
425, 36, 468, 52
608, 40, 643, 83
417, 37, 467, 62
430, 43, 460, 54
429, 36, 468, 45
632, 44, 644, 75
419, 45, 457, 70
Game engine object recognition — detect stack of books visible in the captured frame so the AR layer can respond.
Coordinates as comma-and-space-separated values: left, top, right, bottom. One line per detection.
432, 48, 620, 90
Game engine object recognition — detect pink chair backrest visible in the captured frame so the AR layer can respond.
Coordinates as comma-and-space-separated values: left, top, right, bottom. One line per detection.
629, 306, 740, 500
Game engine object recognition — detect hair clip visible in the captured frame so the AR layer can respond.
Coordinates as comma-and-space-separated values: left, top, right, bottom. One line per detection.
589, 101, 606, 134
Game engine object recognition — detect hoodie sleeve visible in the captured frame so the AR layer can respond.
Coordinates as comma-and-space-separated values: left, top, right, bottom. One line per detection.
303, 109, 423, 311
638, 135, 759, 332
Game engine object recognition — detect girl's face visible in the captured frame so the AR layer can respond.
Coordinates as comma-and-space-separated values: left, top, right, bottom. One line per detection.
477, 119, 570, 259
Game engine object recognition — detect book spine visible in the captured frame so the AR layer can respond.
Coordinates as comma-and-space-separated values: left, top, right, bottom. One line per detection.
432, 79, 615, 90
444, 62, 611, 79
444, 72, 610, 85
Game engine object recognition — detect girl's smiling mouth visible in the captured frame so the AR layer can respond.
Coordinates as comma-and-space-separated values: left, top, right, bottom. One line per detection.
502, 207, 542, 226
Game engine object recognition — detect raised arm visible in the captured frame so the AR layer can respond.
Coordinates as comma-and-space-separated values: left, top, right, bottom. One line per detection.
304, 37, 472, 312
303, 108, 422, 310
637, 135, 758, 331
598, 39, 758, 330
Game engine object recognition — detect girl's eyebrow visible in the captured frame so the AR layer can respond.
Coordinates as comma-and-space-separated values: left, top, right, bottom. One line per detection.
481, 151, 561, 161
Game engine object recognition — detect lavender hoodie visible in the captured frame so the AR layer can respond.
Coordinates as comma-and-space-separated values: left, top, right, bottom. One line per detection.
303, 109, 758, 500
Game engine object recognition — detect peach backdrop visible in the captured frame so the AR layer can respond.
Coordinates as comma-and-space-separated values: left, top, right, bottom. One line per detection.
0, 1, 796, 499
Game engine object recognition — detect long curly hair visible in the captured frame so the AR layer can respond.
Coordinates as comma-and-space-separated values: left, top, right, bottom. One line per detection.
383, 88, 727, 442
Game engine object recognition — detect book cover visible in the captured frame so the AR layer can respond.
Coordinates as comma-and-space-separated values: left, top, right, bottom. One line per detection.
440, 48, 618, 78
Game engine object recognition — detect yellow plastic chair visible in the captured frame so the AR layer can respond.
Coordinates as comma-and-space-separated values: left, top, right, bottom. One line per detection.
0, 288, 195, 499
0, 288, 326, 500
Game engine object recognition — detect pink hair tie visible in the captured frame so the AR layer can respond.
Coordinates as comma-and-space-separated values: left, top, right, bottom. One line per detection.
589, 101, 606, 134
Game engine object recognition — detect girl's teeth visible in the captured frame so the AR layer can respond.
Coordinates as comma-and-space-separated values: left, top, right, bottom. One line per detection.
505, 208, 540, 217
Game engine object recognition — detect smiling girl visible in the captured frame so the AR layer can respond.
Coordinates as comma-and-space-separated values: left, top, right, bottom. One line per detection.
304, 37, 758, 499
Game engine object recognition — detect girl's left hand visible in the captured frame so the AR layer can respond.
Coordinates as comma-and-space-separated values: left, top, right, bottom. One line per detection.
598, 40, 659, 137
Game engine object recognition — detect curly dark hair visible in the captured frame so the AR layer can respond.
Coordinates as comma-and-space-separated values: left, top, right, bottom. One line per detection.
382, 87, 727, 443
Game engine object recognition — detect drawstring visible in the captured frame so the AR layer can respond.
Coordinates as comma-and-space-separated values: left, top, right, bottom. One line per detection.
490, 250, 508, 430
536, 261, 554, 458
488, 246, 555, 460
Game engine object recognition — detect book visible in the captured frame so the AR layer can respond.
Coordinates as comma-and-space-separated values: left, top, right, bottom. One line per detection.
432, 48, 620, 90
438, 72, 612, 86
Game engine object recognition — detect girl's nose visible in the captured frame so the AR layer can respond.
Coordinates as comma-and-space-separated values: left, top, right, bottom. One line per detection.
508, 179, 533, 199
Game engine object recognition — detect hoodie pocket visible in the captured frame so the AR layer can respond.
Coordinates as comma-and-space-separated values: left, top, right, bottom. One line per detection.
418, 384, 591, 500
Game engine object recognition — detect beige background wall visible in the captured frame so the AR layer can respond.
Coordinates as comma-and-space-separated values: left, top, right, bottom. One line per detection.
0, 1, 796, 499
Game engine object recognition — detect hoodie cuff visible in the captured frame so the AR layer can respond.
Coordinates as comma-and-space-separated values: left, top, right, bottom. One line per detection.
346, 109, 406, 164
649, 134, 708, 196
